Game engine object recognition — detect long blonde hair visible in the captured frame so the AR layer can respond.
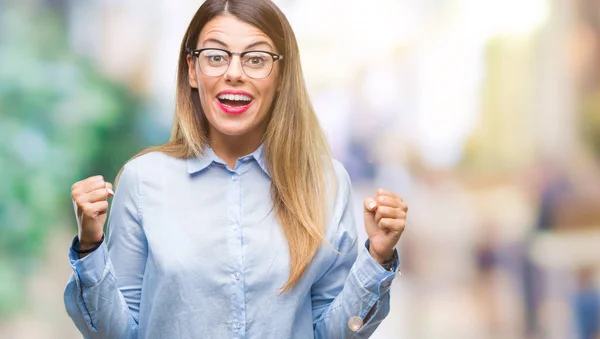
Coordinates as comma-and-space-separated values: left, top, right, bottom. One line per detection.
118, 0, 333, 292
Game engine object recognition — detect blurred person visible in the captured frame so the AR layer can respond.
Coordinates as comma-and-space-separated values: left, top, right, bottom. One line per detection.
63, 1, 408, 338
522, 161, 571, 338
573, 267, 599, 339
473, 223, 523, 338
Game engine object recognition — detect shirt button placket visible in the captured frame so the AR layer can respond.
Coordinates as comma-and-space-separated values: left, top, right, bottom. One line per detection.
228, 169, 245, 337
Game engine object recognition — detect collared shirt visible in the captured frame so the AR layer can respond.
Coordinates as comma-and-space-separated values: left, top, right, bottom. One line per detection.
64, 145, 399, 339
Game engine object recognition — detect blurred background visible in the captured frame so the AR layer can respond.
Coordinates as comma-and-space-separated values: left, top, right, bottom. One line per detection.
1, 0, 599, 338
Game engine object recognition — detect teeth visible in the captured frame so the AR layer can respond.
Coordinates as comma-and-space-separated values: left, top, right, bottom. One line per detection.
218, 94, 252, 101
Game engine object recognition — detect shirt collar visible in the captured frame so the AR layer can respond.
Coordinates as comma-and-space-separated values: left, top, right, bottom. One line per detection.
186, 143, 269, 177
186, 146, 217, 174
250, 143, 269, 176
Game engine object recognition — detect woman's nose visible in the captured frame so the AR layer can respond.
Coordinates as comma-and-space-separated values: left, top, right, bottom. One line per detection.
224, 55, 245, 82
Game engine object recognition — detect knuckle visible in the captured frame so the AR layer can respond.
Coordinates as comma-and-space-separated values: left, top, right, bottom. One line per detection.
95, 180, 106, 189
74, 196, 86, 206
81, 205, 94, 216
382, 207, 389, 215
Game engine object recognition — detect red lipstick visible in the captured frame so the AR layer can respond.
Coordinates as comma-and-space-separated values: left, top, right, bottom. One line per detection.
216, 90, 254, 115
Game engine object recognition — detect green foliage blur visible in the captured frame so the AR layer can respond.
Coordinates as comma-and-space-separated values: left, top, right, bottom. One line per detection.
0, 3, 148, 317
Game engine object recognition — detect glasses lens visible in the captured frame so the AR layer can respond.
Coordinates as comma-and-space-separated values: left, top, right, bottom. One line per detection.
198, 49, 230, 76
242, 52, 274, 79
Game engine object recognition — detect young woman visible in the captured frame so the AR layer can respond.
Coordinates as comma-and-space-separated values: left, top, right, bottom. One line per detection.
65, 1, 408, 338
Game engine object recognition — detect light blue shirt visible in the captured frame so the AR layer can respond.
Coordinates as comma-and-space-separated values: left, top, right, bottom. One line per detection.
64, 145, 399, 339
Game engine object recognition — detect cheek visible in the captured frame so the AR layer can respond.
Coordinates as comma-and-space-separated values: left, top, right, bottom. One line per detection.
260, 77, 279, 107
196, 78, 214, 108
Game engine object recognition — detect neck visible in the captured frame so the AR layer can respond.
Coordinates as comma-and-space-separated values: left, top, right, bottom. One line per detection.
209, 128, 265, 169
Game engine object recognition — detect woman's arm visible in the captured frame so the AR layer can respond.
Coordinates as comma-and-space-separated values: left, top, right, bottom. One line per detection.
64, 161, 147, 339
311, 161, 399, 338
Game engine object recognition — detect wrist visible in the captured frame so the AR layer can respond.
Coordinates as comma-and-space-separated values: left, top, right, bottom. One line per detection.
368, 246, 394, 265
78, 241, 98, 251
78, 234, 103, 250
73, 234, 105, 254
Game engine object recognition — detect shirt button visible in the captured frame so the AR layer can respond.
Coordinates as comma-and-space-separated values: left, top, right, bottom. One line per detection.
232, 173, 239, 181
234, 272, 241, 280
234, 322, 242, 331
348, 316, 363, 332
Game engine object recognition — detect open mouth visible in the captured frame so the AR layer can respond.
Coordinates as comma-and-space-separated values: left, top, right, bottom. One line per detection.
217, 94, 253, 108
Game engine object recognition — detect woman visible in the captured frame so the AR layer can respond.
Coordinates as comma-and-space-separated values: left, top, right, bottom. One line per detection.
65, 0, 408, 338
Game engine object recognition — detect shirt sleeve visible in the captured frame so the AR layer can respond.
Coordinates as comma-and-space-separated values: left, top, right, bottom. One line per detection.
63, 161, 147, 339
312, 161, 399, 338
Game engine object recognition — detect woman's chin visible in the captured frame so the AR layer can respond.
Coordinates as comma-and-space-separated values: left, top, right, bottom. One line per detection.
212, 123, 253, 137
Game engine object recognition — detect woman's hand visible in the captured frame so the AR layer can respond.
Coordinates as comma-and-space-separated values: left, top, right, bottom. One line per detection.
363, 189, 408, 265
71, 175, 114, 250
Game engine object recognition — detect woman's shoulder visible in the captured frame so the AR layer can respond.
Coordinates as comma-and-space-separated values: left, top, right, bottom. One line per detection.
326, 158, 353, 216
126, 150, 184, 167
331, 158, 349, 177
121, 150, 188, 179
330, 158, 352, 192
325, 158, 358, 243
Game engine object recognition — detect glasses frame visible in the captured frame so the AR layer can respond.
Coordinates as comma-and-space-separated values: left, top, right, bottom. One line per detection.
187, 48, 284, 79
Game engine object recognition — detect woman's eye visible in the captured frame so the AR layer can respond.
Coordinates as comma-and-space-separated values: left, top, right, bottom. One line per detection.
245, 56, 265, 66
210, 56, 223, 62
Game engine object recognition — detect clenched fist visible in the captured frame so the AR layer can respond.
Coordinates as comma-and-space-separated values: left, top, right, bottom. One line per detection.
363, 189, 408, 265
71, 175, 114, 250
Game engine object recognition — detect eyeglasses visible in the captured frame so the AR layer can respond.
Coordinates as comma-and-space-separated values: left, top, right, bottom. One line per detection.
187, 48, 284, 79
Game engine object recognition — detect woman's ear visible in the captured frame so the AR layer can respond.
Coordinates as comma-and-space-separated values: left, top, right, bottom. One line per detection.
187, 54, 199, 89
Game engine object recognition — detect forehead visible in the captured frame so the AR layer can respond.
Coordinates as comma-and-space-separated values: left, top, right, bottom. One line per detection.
198, 14, 274, 49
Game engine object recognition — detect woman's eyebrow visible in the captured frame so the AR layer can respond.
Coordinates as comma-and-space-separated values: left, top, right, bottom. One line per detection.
202, 38, 228, 48
201, 38, 273, 51
245, 41, 273, 51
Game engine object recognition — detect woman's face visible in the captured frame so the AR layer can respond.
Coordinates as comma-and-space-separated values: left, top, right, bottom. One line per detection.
187, 15, 280, 142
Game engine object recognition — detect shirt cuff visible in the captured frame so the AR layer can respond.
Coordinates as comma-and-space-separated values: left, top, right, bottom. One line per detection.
352, 240, 399, 296
69, 239, 108, 288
